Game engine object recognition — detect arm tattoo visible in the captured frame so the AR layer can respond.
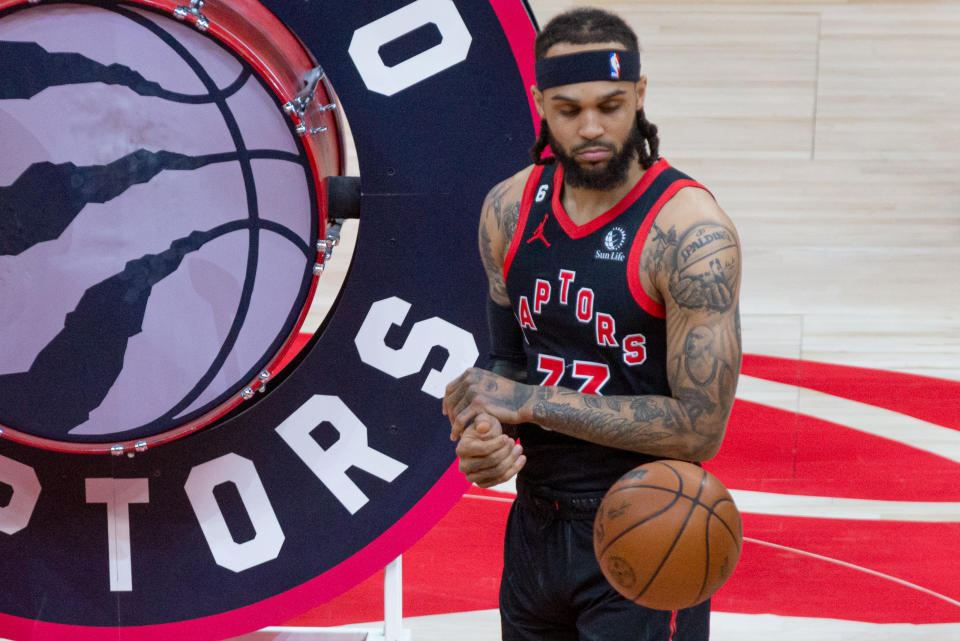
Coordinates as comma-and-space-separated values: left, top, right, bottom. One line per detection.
479, 180, 521, 301
669, 323, 736, 435
645, 223, 678, 276
488, 180, 521, 240
501, 201, 520, 242
669, 222, 740, 312
646, 221, 740, 313
479, 221, 507, 299
529, 394, 681, 454
509, 384, 535, 412
531, 399, 674, 450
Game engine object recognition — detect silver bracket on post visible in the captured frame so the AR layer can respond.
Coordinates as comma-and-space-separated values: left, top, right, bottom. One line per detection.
313, 226, 341, 277
174, 0, 210, 32
257, 370, 271, 394
284, 67, 337, 136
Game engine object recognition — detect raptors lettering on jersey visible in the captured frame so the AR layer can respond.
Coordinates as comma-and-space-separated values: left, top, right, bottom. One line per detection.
516, 268, 648, 371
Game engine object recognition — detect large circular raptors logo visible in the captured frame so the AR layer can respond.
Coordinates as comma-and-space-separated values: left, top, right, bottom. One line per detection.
0, 0, 538, 639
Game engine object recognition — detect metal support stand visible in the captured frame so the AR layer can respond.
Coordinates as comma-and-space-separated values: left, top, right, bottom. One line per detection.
241, 556, 410, 641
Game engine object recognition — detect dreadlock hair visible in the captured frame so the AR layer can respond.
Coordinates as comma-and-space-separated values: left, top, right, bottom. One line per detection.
529, 8, 661, 170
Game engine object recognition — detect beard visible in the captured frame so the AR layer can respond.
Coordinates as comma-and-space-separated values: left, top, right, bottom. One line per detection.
546, 117, 644, 191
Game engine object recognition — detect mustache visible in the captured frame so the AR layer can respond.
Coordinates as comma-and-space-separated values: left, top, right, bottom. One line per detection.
570, 140, 617, 154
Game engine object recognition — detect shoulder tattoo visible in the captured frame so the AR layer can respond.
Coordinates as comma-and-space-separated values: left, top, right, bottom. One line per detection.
480, 180, 521, 300
646, 221, 740, 313
488, 180, 521, 242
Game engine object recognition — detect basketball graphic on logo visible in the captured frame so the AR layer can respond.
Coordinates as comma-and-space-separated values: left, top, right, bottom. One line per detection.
0, 0, 540, 638
0, 2, 327, 448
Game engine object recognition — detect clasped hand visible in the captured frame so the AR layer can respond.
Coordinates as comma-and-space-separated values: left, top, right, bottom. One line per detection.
443, 368, 531, 488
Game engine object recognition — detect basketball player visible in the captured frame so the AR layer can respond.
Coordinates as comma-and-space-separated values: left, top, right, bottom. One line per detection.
442, 7, 741, 641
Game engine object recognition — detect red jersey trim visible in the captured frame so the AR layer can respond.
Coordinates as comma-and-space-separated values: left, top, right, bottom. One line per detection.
503, 165, 544, 281
626, 179, 711, 319
551, 158, 671, 240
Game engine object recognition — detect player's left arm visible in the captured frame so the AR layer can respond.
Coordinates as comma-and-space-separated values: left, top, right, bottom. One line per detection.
443, 188, 741, 462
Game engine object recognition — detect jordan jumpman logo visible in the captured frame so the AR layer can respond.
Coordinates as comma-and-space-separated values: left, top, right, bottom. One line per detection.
526, 213, 551, 247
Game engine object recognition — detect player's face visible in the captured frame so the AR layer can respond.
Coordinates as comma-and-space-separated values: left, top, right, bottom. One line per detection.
534, 42, 647, 190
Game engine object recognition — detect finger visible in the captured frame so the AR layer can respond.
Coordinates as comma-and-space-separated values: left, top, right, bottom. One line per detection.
474, 414, 493, 436
457, 434, 512, 465
441, 382, 461, 418
448, 395, 479, 440
451, 405, 480, 441
474, 414, 503, 439
471, 445, 524, 487
458, 440, 515, 477
477, 453, 527, 489
444, 369, 468, 399
442, 371, 471, 417
453, 390, 477, 422
463, 441, 520, 478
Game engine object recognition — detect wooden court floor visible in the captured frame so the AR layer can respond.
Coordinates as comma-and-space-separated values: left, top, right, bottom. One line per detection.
0, 2, 955, 641
286, 0, 960, 639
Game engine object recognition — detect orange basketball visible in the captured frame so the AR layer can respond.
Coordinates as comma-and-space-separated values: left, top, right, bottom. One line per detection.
593, 460, 742, 611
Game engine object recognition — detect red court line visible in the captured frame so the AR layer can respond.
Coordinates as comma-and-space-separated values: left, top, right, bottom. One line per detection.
716, 515, 960, 624
742, 354, 960, 433
711, 399, 960, 501
286, 489, 960, 625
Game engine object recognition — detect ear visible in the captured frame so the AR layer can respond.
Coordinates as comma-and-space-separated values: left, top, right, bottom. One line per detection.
635, 76, 647, 111
531, 85, 545, 118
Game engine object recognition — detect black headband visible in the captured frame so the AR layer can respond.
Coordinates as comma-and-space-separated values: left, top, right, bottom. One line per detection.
535, 50, 641, 90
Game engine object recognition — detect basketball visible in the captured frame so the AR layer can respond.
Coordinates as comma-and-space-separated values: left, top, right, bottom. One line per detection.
593, 460, 742, 611
675, 222, 738, 280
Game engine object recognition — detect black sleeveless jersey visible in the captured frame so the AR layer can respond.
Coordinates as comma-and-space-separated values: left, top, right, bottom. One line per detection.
503, 158, 708, 492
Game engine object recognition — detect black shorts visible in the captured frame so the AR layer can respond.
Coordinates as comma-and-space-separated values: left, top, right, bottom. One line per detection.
500, 483, 710, 641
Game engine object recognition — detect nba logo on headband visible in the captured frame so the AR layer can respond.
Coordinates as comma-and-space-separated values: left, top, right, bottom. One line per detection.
610, 52, 621, 79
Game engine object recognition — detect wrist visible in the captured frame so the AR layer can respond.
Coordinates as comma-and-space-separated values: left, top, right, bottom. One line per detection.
515, 383, 536, 423
519, 384, 553, 423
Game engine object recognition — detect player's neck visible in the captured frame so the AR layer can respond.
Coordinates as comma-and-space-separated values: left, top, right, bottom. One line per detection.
561, 160, 646, 226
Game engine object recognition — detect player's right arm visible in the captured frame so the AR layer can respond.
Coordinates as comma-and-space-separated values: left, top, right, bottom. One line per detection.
451, 169, 532, 487
477, 167, 532, 379
477, 168, 530, 304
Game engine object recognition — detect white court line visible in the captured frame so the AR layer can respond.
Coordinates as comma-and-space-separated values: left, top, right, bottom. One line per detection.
464, 493, 514, 503
736, 375, 960, 464
468, 488, 960, 523
730, 490, 960, 522
710, 612, 960, 641
310, 610, 960, 641
745, 537, 960, 609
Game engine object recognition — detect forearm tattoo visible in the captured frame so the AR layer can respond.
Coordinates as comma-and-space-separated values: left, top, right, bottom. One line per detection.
530, 393, 679, 453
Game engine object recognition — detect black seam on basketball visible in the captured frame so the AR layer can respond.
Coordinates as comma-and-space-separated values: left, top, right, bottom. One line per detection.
694, 505, 712, 608
629, 465, 708, 602
597, 487, 684, 560
706, 497, 742, 552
